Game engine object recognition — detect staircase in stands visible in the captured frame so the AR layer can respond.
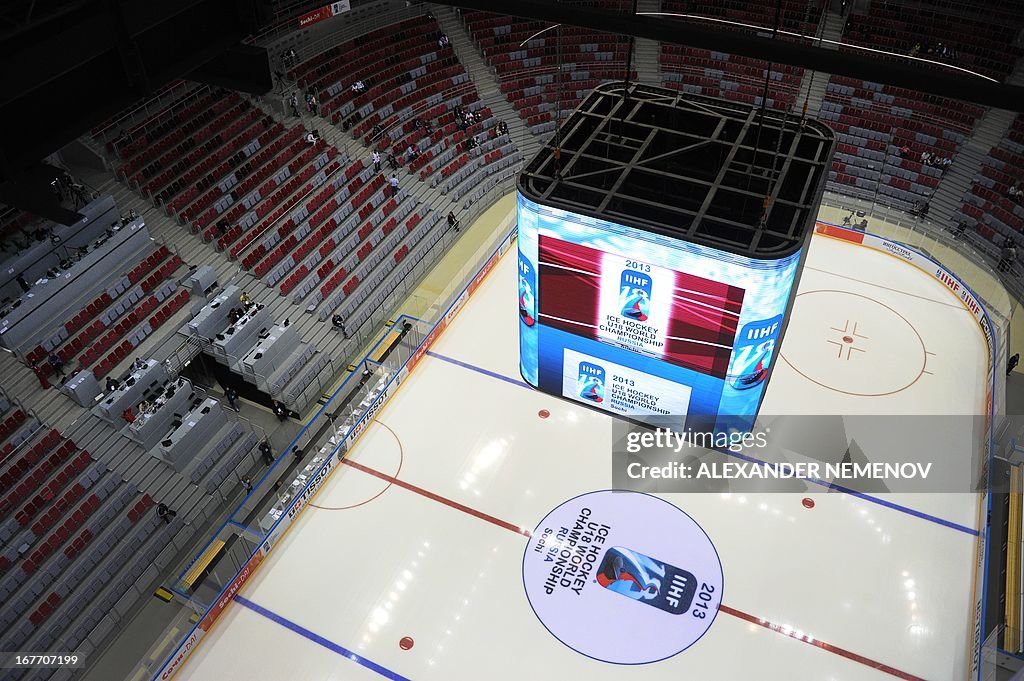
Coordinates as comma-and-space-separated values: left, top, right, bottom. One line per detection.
927, 57, 1024, 229
432, 4, 542, 164
634, 0, 662, 86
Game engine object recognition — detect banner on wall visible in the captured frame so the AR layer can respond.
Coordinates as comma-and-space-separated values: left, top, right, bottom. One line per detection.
812, 222, 996, 375
297, 0, 351, 28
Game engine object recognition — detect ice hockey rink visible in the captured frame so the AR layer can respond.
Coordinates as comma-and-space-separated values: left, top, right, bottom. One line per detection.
171, 220, 989, 681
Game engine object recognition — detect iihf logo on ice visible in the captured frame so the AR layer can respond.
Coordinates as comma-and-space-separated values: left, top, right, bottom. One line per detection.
595, 546, 698, 615
619, 269, 652, 322
577, 361, 605, 403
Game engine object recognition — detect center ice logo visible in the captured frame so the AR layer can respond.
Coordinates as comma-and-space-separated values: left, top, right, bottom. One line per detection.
596, 546, 697, 615
577, 361, 605, 403
619, 270, 652, 322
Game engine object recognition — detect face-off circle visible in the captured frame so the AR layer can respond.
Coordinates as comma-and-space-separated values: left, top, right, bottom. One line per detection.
780, 289, 928, 396
522, 491, 723, 664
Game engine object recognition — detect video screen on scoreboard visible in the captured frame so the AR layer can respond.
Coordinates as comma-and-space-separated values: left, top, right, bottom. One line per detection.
517, 192, 803, 427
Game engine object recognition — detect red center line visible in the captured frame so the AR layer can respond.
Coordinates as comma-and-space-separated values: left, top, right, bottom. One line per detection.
339, 458, 924, 681
340, 458, 532, 537
718, 605, 926, 681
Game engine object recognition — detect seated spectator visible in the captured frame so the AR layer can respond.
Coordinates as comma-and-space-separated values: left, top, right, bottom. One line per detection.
372, 123, 382, 138
387, 152, 398, 170
217, 219, 229, 236
157, 503, 177, 524
122, 407, 135, 424
406, 144, 418, 163
305, 131, 317, 145
438, 34, 449, 48
106, 376, 121, 393
414, 118, 424, 130
498, 120, 509, 137
920, 151, 931, 165
1009, 184, 1021, 200
332, 314, 348, 338
239, 291, 251, 308
132, 357, 146, 371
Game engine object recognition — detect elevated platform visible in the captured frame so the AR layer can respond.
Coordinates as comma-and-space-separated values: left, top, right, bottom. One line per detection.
519, 82, 835, 258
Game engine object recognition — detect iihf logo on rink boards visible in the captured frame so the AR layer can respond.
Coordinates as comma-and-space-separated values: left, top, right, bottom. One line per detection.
619, 269, 652, 322
518, 254, 537, 327
577, 361, 605, 403
596, 546, 697, 615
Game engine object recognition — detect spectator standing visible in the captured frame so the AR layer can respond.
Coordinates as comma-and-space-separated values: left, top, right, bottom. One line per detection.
274, 400, 288, 421
373, 150, 381, 173
225, 386, 239, 412
260, 439, 274, 465
32, 362, 50, 390
1000, 243, 1017, 272
292, 446, 304, 461
1008, 353, 1020, 375
242, 477, 253, 494
16, 273, 29, 293
289, 92, 300, 117
390, 174, 399, 197
447, 211, 460, 232
48, 353, 65, 379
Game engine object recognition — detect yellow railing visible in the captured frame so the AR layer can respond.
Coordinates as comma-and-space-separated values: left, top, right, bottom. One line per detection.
1007, 465, 1022, 651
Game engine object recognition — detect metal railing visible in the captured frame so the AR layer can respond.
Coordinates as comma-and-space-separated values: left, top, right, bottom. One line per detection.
819, 191, 1018, 324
